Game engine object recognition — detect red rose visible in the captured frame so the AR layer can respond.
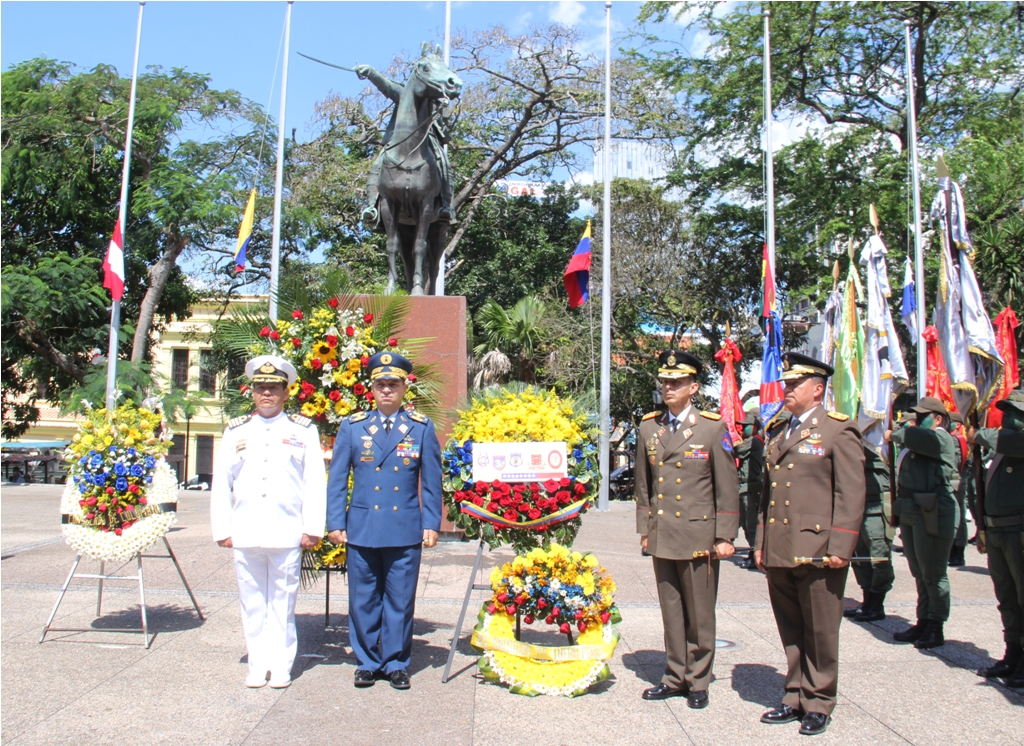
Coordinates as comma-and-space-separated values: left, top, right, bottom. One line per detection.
86, 512, 95, 520
365, 392, 374, 402
543, 479, 560, 493
545, 615, 555, 625
574, 482, 587, 495
575, 610, 584, 619
352, 382, 365, 395
363, 313, 374, 324
503, 509, 518, 521
298, 393, 307, 401
301, 381, 315, 395
259, 326, 271, 337
139, 498, 147, 506
291, 337, 301, 347
311, 358, 323, 370
530, 482, 542, 492
105, 487, 114, 495
408, 373, 417, 383
114, 528, 123, 536
453, 491, 465, 503
559, 477, 571, 487
269, 330, 281, 340
499, 482, 512, 495
528, 508, 541, 520
600, 611, 611, 624
524, 614, 535, 625
552, 606, 561, 616
326, 335, 338, 347
517, 503, 530, 514
472, 496, 484, 507
505, 604, 517, 615
128, 483, 140, 494
388, 337, 398, 347
556, 490, 571, 504
292, 309, 304, 320
86, 497, 97, 506
559, 623, 571, 634
499, 496, 511, 508
239, 384, 250, 395
329, 390, 342, 402
487, 604, 497, 614
497, 592, 509, 603
537, 599, 547, 609
346, 326, 355, 337
328, 297, 340, 308
99, 503, 109, 511
577, 621, 587, 632
122, 520, 134, 529
79, 500, 87, 507
475, 481, 489, 495
360, 356, 370, 367
487, 501, 501, 512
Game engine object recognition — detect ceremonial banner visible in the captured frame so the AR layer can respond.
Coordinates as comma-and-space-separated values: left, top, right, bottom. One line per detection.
563, 221, 592, 308
820, 288, 842, 411
986, 306, 1020, 427
901, 256, 918, 344
831, 262, 864, 419
714, 338, 744, 443
102, 218, 125, 301
234, 188, 257, 272
472, 441, 569, 483
759, 312, 784, 425
922, 325, 958, 415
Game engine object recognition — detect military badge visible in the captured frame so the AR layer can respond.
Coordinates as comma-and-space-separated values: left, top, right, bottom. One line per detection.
721, 433, 734, 453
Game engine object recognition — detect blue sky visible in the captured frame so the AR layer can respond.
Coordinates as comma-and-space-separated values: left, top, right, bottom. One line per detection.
1, 1, 640, 145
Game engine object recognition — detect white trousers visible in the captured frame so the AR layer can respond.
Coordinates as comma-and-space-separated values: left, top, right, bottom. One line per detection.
233, 547, 301, 677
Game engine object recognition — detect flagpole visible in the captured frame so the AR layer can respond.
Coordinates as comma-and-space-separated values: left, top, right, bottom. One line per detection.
105, 1, 145, 411
269, 0, 293, 321
435, 0, 452, 297
598, 0, 612, 512
763, 9, 775, 279
905, 19, 927, 392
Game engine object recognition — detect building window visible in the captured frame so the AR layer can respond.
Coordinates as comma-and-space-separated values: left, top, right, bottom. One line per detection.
172, 349, 190, 390
195, 435, 214, 483
199, 350, 216, 396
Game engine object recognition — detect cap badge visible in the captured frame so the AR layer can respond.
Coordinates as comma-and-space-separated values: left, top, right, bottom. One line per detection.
381, 353, 393, 365
259, 362, 276, 374
667, 354, 676, 366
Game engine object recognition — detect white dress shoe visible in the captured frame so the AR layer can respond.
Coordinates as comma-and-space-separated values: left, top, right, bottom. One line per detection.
246, 670, 268, 688
268, 673, 291, 689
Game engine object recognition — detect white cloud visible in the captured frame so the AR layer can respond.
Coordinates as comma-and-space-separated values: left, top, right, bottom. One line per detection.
549, 1, 586, 27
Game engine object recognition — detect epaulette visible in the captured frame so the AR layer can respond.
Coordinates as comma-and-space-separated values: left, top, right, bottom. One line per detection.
227, 415, 251, 429
348, 411, 370, 423
642, 411, 660, 421
827, 411, 850, 421
700, 411, 722, 420
408, 410, 428, 423
289, 413, 312, 428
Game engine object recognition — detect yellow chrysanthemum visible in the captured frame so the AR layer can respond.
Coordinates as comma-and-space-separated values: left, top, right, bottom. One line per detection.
346, 358, 361, 374
338, 371, 357, 387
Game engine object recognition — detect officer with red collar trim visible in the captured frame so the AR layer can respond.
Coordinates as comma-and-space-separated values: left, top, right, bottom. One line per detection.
755, 351, 866, 736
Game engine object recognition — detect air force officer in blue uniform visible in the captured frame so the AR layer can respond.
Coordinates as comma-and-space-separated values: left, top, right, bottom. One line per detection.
327, 352, 442, 690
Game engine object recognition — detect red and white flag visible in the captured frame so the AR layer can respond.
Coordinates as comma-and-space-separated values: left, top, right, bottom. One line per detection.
102, 218, 125, 301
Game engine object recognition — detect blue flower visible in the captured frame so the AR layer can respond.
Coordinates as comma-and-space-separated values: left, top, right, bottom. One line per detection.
130, 464, 145, 477
90, 455, 103, 468
109, 446, 117, 454
145, 476, 153, 484
464, 480, 474, 489
113, 462, 128, 477
93, 474, 106, 486
78, 482, 89, 494
115, 477, 128, 491
463, 453, 473, 464
79, 456, 88, 465
143, 456, 156, 469
456, 447, 466, 459
572, 449, 583, 459
463, 441, 473, 452
127, 448, 137, 457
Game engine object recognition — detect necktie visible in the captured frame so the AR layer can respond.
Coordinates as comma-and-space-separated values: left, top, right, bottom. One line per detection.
384, 417, 392, 435
670, 419, 680, 434
788, 418, 801, 440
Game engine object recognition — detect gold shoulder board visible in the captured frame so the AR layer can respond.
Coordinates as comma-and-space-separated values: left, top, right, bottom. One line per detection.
227, 415, 251, 429
828, 411, 850, 421
289, 414, 312, 427
408, 411, 428, 423
349, 411, 369, 422
641, 411, 660, 421
700, 411, 722, 420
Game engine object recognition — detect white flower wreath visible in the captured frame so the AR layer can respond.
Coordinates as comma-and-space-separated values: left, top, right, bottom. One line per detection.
60, 459, 179, 562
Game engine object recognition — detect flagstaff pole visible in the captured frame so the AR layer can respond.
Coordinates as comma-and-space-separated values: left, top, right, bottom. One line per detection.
598, 0, 612, 512
105, 1, 145, 411
269, 0, 293, 321
763, 10, 775, 273
435, 0, 452, 297
905, 20, 927, 392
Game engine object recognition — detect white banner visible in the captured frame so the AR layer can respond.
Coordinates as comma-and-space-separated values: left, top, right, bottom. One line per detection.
472, 442, 568, 483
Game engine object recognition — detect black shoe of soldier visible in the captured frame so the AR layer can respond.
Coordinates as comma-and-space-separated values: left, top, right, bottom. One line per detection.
893, 619, 927, 643
914, 621, 945, 649
948, 545, 966, 567
760, 705, 801, 724
978, 644, 1023, 678
799, 712, 831, 736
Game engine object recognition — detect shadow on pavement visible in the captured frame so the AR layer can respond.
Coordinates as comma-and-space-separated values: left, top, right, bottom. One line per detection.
620, 649, 665, 685
729, 662, 785, 708
92, 603, 205, 634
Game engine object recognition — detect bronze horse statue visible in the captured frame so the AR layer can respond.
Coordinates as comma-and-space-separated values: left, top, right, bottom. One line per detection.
357, 46, 462, 295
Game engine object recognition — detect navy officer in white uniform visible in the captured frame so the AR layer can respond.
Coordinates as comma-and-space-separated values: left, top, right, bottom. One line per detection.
211, 355, 326, 689
327, 351, 442, 690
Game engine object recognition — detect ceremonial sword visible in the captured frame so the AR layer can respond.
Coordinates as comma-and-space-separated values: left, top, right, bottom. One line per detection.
298, 52, 357, 73
794, 556, 891, 564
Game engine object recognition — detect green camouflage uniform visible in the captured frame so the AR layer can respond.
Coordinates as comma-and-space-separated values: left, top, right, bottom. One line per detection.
853, 445, 895, 597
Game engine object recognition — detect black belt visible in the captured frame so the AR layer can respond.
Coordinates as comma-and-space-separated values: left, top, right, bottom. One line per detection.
984, 515, 1024, 530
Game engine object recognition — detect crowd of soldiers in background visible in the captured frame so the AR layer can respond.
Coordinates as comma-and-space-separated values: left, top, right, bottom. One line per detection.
731, 390, 1024, 689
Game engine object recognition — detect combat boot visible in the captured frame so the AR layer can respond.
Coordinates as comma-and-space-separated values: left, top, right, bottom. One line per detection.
893, 619, 928, 643
914, 620, 945, 649
948, 545, 965, 567
1004, 659, 1024, 688
978, 643, 1023, 678
844, 591, 867, 619
854, 592, 887, 622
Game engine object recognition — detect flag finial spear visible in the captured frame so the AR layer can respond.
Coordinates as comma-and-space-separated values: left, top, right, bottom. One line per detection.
935, 154, 951, 179
869, 204, 880, 235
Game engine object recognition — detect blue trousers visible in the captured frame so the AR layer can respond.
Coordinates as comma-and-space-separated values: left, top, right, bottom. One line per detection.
346, 543, 421, 674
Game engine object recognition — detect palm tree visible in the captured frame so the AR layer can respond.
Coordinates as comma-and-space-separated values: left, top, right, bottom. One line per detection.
472, 295, 547, 386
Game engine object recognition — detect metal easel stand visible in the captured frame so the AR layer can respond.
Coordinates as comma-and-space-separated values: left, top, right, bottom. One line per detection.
441, 539, 491, 683
39, 535, 204, 649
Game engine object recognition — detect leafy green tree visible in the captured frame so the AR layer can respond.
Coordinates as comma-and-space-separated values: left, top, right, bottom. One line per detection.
473, 295, 547, 386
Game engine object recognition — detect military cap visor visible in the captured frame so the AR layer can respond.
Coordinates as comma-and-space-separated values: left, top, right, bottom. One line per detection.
245, 355, 297, 385
995, 390, 1024, 415
657, 349, 702, 379
909, 396, 949, 417
780, 351, 833, 381
368, 351, 413, 381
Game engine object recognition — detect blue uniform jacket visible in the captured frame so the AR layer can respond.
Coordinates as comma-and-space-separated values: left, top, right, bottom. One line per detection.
326, 409, 443, 547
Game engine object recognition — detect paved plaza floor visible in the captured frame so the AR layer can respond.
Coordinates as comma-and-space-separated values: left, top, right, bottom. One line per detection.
2, 484, 1022, 745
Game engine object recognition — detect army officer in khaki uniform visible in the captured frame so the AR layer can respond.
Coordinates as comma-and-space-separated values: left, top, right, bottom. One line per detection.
635, 350, 739, 709
755, 352, 866, 737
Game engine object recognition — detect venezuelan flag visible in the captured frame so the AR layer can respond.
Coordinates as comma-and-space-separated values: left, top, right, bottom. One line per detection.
563, 220, 592, 308
234, 188, 257, 273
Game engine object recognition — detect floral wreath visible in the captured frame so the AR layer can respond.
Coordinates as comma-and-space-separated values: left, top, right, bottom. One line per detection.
60, 403, 178, 562
470, 544, 621, 697
442, 387, 600, 553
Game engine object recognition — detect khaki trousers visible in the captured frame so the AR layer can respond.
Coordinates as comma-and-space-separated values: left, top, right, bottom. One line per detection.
653, 556, 720, 692
767, 564, 849, 716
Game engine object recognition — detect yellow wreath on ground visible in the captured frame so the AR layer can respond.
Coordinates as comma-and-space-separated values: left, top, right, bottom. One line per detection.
471, 606, 619, 697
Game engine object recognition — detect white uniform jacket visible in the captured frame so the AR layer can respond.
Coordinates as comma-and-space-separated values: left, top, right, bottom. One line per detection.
210, 412, 327, 548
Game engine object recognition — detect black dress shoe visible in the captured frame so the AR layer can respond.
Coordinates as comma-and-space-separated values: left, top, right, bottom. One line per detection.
687, 690, 709, 709
354, 669, 376, 688
760, 705, 801, 724
799, 712, 831, 736
642, 683, 687, 700
389, 669, 411, 690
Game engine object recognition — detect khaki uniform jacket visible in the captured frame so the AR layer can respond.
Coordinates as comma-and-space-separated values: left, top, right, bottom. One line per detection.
755, 405, 866, 568
635, 408, 740, 560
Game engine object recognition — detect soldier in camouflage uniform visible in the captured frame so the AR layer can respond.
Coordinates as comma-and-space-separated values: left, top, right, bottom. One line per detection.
844, 443, 895, 622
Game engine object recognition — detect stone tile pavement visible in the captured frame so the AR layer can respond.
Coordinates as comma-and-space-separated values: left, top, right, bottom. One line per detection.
2, 485, 1022, 745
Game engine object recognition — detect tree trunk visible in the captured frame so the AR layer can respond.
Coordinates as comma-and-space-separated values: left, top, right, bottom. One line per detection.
130, 237, 189, 362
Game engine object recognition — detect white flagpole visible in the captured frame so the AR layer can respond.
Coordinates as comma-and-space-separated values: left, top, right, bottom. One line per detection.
598, 0, 612, 512
763, 9, 776, 280
905, 20, 927, 391
269, 0, 293, 321
105, 1, 145, 411
435, 0, 452, 297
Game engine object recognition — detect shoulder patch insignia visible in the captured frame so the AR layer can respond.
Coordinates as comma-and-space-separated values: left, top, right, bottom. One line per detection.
700, 411, 722, 420
642, 411, 660, 421
827, 411, 850, 421
289, 413, 312, 428
349, 411, 369, 423
407, 410, 428, 423
227, 415, 251, 429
